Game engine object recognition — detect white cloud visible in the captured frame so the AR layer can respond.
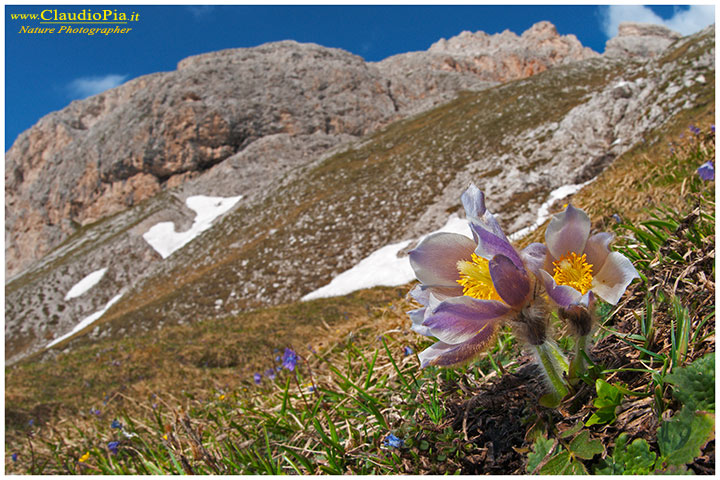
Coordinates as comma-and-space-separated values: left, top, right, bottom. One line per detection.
187, 6, 215, 19
67, 74, 128, 99
600, 5, 715, 38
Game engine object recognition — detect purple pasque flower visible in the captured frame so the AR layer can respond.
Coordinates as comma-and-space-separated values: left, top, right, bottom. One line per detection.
539, 204, 639, 310
408, 184, 547, 368
698, 161, 714, 181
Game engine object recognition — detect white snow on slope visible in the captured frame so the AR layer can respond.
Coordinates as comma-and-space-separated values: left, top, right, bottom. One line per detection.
301, 215, 472, 301
302, 181, 592, 301
143, 195, 242, 258
64, 268, 108, 300
47, 293, 124, 348
508, 180, 594, 242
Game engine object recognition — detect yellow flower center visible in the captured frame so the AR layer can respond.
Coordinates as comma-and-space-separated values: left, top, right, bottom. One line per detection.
456, 253, 501, 301
552, 252, 594, 294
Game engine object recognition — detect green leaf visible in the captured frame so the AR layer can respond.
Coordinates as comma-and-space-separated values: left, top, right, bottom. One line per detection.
622, 437, 657, 474
568, 430, 604, 460
539, 450, 571, 475
594, 434, 657, 475
539, 450, 588, 475
585, 379, 623, 426
664, 353, 715, 412
526, 435, 554, 473
657, 407, 715, 466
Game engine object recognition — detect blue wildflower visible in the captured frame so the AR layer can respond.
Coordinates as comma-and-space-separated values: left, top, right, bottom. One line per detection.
90, 408, 101, 416
383, 433, 404, 449
253, 373, 262, 385
711, 125, 715, 133
611, 213, 622, 224
282, 348, 298, 371
107, 441, 119, 455
28, 419, 35, 426
111, 419, 122, 429
265, 368, 276, 381
403, 346, 414, 356
698, 161, 714, 181
689, 125, 701, 135
11, 453, 18, 462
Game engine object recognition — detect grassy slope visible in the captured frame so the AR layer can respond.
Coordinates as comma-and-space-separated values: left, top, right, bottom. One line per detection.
5, 91, 714, 473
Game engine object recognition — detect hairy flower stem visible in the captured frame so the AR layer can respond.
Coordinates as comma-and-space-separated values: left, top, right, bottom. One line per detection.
534, 341, 570, 407
568, 334, 590, 385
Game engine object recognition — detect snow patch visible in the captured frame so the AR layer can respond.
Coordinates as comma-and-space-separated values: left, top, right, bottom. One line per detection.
301, 214, 472, 301
64, 268, 108, 300
508, 180, 594, 242
143, 195, 242, 259
47, 293, 124, 348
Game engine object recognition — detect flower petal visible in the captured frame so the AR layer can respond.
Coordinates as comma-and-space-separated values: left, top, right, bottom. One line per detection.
584, 232, 613, 274
591, 252, 639, 304
408, 308, 433, 336
408, 284, 429, 306
461, 184, 505, 238
408, 292, 443, 337
489, 254, 530, 307
417, 321, 502, 368
520, 242, 547, 275
539, 269, 583, 308
470, 222, 523, 268
545, 204, 591, 260
423, 296, 509, 344
409, 232, 476, 288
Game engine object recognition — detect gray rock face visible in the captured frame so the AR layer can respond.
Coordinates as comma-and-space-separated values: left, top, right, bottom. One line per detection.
375, 21, 598, 114
6, 22, 601, 277
604, 21, 682, 58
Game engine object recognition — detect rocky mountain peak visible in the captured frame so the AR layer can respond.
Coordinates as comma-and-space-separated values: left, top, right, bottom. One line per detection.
427, 20, 597, 60
604, 21, 682, 58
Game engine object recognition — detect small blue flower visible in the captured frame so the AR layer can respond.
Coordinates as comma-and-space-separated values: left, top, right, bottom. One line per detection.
107, 441, 119, 455
253, 373, 262, 385
28, 419, 35, 426
611, 213, 622, 224
265, 368, 276, 381
711, 125, 715, 133
11, 453, 18, 462
383, 433, 404, 449
403, 346, 414, 356
689, 125, 701, 135
90, 408, 101, 416
698, 161, 714, 181
111, 419, 122, 429
282, 348, 298, 371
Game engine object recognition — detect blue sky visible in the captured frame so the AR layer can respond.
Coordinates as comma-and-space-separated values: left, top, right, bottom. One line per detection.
4, 4, 715, 148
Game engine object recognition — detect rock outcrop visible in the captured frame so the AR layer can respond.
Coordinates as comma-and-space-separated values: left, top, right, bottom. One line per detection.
6, 22, 599, 277
604, 21, 682, 58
